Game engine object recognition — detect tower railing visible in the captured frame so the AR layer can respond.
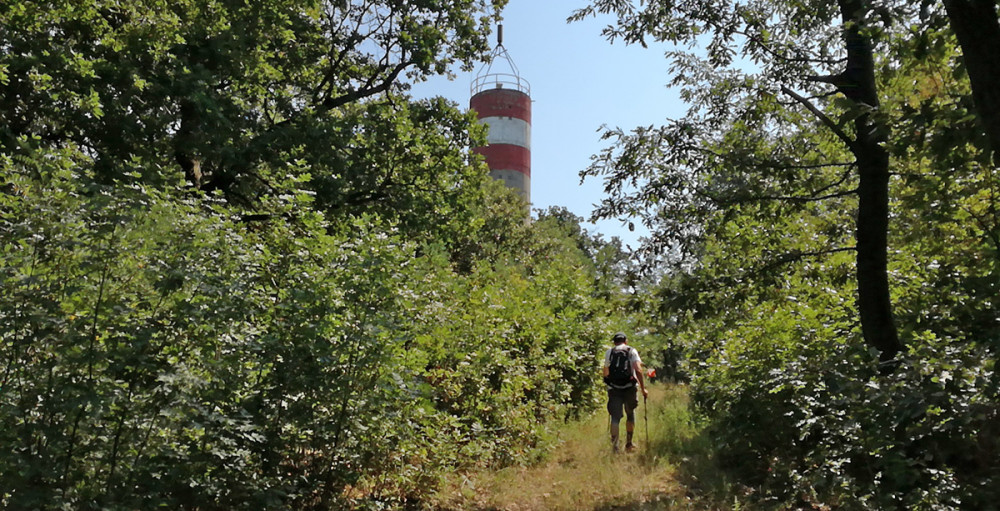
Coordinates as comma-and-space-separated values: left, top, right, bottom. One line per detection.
471, 72, 530, 96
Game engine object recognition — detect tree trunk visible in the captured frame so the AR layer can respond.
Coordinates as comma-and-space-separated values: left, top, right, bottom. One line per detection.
943, 0, 1000, 165
838, 0, 903, 361
174, 99, 203, 188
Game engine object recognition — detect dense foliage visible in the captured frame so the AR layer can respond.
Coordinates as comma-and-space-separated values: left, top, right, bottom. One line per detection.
576, 0, 999, 508
1, 167, 623, 509
0, 1, 634, 509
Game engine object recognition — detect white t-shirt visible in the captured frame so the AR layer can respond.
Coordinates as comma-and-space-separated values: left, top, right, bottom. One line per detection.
604, 344, 642, 389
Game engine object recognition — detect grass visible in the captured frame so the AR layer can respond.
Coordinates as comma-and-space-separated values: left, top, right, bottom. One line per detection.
429, 384, 737, 511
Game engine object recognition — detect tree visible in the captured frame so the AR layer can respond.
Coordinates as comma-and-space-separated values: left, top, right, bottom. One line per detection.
941, 0, 1000, 164
1, 0, 504, 203
571, 0, 902, 361
571, 2, 1000, 506
1, 1, 642, 507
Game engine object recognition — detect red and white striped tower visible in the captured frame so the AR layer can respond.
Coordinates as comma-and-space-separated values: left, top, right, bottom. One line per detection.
470, 24, 531, 204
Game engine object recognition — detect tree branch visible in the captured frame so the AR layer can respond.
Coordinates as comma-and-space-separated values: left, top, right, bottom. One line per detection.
750, 246, 857, 279
695, 186, 856, 206
737, 29, 845, 66
320, 60, 409, 111
806, 73, 847, 87
673, 141, 854, 171
739, 189, 857, 203
781, 85, 856, 150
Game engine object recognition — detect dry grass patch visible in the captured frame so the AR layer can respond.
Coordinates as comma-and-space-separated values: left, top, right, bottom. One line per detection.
431, 385, 725, 511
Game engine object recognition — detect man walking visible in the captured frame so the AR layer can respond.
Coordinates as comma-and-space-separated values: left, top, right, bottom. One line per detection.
603, 332, 648, 453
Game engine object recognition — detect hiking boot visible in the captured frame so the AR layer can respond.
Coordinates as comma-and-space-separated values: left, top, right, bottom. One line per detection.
611, 439, 620, 453
625, 443, 636, 453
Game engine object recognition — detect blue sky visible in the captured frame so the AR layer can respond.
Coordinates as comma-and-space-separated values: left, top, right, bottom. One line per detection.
409, 0, 686, 249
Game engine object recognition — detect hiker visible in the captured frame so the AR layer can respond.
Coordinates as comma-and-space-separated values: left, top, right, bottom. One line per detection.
603, 331, 648, 453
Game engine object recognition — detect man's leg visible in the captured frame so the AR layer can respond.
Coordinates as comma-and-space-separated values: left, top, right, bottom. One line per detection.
607, 390, 624, 452
624, 388, 639, 451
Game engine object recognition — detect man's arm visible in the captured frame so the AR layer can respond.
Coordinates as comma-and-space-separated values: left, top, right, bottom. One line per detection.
633, 360, 648, 398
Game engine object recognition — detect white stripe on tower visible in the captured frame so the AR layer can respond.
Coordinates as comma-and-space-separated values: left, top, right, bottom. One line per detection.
477, 116, 531, 149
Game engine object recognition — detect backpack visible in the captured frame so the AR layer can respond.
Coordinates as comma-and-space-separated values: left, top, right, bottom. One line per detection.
607, 346, 635, 387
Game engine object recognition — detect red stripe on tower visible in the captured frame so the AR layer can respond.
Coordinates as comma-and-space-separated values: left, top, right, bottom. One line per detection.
470, 91, 531, 124
473, 144, 530, 176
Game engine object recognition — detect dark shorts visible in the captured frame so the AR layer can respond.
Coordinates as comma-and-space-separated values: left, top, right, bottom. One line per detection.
607, 387, 639, 421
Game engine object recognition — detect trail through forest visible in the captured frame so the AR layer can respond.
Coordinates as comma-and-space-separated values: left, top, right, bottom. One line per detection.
430, 385, 726, 511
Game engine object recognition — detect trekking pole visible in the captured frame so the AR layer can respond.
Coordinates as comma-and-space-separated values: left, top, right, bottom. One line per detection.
643, 393, 649, 450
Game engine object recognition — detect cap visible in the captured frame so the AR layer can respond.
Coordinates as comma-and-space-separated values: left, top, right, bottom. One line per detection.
612, 332, 627, 343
